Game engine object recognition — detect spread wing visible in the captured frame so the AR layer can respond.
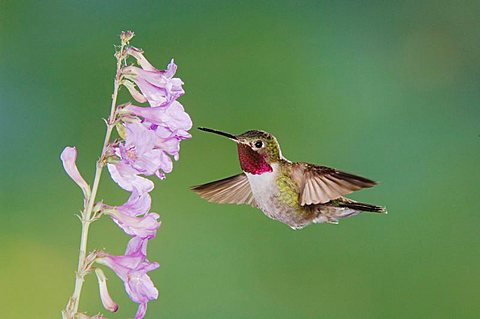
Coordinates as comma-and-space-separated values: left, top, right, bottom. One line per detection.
294, 163, 377, 206
191, 173, 257, 207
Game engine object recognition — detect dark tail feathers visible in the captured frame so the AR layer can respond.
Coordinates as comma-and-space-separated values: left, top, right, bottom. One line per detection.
339, 201, 386, 213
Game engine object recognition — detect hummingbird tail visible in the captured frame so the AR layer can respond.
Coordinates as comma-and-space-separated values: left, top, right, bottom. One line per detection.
313, 200, 386, 225
338, 201, 386, 213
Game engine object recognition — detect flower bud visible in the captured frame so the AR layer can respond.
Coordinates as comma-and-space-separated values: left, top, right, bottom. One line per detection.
122, 80, 147, 104
126, 47, 156, 71
115, 122, 127, 140
60, 147, 91, 200
120, 31, 135, 44
95, 268, 118, 313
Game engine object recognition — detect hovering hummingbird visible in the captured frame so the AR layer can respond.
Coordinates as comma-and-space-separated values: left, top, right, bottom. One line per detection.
192, 127, 386, 230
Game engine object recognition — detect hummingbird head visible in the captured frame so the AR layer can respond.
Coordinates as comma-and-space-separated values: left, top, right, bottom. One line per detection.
198, 127, 282, 175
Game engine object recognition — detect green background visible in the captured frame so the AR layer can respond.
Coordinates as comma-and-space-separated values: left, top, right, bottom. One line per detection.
1, 1, 479, 318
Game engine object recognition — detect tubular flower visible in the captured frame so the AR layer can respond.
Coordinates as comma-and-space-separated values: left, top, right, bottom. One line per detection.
116, 190, 151, 217
122, 47, 184, 107
120, 101, 192, 175
112, 44, 192, 184
108, 211, 160, 239
103, 192, 160, 239
96, 237, 159, 319
107, 161, 154, 194
108, 114, 191, 184
123, 101, 192, 134
118, 122, 165, 175
107, 122, 169, 189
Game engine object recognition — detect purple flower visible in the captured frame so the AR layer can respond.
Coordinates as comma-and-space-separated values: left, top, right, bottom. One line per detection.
123, 47, 184, 107
107, 122, 167, 190
60, 147, 91, 199
108, 113, 191, 187
118, 122, 165, 175
116, 190, 151, 217
123, 101, 192, 134
153, 130, 181, 163
122, 105, 191, 174
109, 210, 160, 239
112, 45, 191, 185
96, 237, 159, 319
126, 235, 149, 257
104, 191, 161, 239
107, 162, 154, 194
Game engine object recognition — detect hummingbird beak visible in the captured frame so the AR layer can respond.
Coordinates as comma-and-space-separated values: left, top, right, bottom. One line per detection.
198, 127, 238, 142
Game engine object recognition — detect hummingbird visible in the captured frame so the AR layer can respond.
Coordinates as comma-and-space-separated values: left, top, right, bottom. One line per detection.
192, 127, 386, 230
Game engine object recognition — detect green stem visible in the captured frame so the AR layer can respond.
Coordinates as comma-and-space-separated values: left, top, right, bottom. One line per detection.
62, 41, 126, 319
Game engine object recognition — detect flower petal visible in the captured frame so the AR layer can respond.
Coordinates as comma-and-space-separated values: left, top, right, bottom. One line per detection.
157, 152, 173, 174
120, 122, 169, 176
162, 101, 192, 132
117, 190, 151, 217
125, 236, 149, 257
122, 59, 184, 108
108, 210, 160, 239
125, 269, 159, 303
107, 162, 154, 193
124, 101, 192, 133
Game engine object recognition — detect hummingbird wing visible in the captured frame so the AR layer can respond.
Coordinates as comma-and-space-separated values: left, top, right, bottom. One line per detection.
294, 163, 377, 206
191, 173, 257, 207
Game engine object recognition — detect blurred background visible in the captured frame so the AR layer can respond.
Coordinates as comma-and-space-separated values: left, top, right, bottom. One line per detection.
1, 1, 479, 318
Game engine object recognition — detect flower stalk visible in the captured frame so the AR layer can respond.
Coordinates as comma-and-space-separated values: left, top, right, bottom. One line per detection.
61, 30, 191, 319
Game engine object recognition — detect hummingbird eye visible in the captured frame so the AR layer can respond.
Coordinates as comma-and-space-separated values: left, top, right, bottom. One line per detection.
254, 140, 263, 148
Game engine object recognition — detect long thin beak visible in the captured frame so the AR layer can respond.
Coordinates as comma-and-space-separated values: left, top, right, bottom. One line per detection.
198, 127, 238, 142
